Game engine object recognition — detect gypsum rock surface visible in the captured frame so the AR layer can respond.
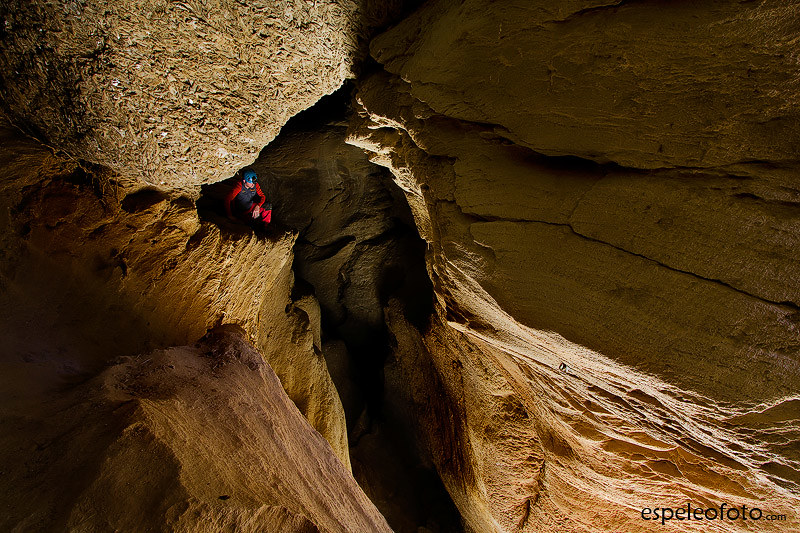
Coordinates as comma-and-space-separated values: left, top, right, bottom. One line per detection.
1, 325, 391, 533
346, 2, 800, 530
0, 0, 408, 189
0, 128, 358, 525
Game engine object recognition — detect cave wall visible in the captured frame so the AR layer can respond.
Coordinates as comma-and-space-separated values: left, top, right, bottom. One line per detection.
0, 0, 432, 527
349, 1, 800, 531
2, 0, 799, 532
251, 121, 411, 341
0, 127, 291, 375
0, 0, 422, 529
243, 111, 463, 532
369, 0, 800, 171
2, 325, 391, 532
0, 129, 367, 527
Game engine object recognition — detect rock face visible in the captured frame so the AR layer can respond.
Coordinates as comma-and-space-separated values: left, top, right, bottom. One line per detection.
349, 1, 800, 531
369, 0, 800, 171
0, 128, 358, 523
255, 120, 401, 424
1, 325, 391, 532
251, 110, 415, 348
0, 1, 420, 528
241, 103, 461, 532
0, 0, 406, 189
3, 1, 800, 532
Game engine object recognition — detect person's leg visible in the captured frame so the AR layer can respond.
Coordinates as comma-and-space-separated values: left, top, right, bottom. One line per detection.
260, 207, 271, 225
236, 203, 270, 230
242, 204, 269, 231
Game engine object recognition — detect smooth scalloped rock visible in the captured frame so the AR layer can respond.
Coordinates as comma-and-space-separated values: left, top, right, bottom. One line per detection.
369, 0, 800, 170
0, 325, 391, 533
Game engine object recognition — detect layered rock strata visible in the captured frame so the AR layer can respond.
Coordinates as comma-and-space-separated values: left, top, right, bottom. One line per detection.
348, 1, 800, 531
2, 0, 799, 532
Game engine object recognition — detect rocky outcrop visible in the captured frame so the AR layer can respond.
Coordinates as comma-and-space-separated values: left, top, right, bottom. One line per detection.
349, 1, 800, 531
3, 1, 799, 532
0, 0, 407, 189
1, 325, 391, 533
254, 262, 353, 471
369, 0, 800, 171
0, 128, 357, 523
243, 106, 461, 532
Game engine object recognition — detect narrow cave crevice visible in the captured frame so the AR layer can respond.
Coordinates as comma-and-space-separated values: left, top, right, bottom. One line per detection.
241, 81, 461, 533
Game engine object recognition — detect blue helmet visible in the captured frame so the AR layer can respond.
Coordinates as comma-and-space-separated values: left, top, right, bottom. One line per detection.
242, 169, 257, 184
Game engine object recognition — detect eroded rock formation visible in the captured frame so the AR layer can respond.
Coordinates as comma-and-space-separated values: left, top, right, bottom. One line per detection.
0, 0, 407, 188
235, 95, 461, 531
0, 127, 364, 528
348, 1, 800, 531
1, 1, 799, 532
3, 325, 390, 532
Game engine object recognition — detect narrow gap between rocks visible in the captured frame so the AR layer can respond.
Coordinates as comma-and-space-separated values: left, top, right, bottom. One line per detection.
237, 82, 463, 533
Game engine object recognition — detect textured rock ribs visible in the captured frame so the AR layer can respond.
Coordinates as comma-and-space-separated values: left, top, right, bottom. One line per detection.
347, 1, 800, 530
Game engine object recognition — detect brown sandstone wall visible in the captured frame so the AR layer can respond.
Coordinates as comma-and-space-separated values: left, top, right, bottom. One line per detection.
2, 0, 799, 531
349, 1, 800, 531
0, 129, 361, 525
2, 325, 391, 532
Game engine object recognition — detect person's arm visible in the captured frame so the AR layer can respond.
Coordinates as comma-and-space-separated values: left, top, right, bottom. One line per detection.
224, 182, 242, 219
254, 184, 271, 223
254, 183, 266, 208
249, 183, 268, 220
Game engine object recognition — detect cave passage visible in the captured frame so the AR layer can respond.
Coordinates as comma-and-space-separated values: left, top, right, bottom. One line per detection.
242, 82, 462, 533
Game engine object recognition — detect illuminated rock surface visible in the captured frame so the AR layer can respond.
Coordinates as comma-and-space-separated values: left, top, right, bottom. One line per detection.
346, 1, 800, 531
0, 129, 362, 528
0, 0, 406, 188
1, 1, 799, 532
1, 324, 390, 532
